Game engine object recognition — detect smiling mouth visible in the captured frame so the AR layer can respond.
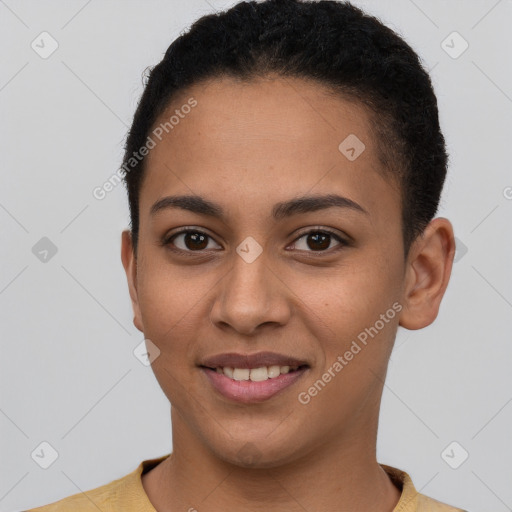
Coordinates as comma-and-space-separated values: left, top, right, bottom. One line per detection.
200, 364, 309, 382
200, 364, 310, 403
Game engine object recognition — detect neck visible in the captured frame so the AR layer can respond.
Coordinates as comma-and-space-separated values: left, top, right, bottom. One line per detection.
142, 409, 401, 512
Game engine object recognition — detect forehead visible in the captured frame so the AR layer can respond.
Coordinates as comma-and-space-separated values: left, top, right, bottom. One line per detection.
140, 75, 400, 225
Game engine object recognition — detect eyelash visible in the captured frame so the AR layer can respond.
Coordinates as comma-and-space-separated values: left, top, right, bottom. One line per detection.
160, 227, 349, 256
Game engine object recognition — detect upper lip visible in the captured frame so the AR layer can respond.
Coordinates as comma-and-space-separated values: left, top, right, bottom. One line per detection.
200, 351, 309, 369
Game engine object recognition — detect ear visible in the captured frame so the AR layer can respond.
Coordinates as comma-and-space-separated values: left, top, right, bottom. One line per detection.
399, 217, 456, 330
121, 230, 144, 333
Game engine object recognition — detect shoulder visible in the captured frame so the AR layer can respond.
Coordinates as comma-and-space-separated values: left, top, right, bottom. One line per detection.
25, 468, 133, 511
416, 493, 468, 512
381, 464, 467, 512
25, 455, 170, 512
25, 476, 123, 511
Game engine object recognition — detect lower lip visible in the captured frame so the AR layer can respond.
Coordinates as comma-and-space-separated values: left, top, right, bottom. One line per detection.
200, 366, 308, 403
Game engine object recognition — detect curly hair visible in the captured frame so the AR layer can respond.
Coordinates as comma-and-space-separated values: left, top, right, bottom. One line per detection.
120, 0, 448, 258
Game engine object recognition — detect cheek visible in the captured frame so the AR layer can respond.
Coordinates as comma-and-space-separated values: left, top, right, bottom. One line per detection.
301, 259, 400, 334
293, 268, 401, 423
135, 256, 211, 355
135, 261, 210, 404
291, 252, 403, 378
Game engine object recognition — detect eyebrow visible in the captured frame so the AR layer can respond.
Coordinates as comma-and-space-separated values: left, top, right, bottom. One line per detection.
150, 193, 368, 220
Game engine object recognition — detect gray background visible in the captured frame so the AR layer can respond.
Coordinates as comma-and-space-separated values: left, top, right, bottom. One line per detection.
1, 0, 511, 511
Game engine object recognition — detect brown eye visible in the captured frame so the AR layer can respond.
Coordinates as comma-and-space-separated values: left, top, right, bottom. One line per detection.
290, 229, 346, 253
305, 232, 331, 250
182, 232, 208, 250
164, 229, 221, 252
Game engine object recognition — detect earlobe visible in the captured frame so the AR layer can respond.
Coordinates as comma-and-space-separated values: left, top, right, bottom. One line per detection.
121, 230, 144, 333
398, 217, 456, 330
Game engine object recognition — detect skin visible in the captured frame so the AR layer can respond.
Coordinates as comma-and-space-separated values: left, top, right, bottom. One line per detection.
121, 75, 455, 511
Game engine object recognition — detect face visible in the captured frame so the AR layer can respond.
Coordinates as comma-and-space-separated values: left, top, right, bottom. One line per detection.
121, 75, 450, 468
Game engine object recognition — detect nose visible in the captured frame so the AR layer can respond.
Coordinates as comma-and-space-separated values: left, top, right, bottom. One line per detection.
209, 250, 292, 336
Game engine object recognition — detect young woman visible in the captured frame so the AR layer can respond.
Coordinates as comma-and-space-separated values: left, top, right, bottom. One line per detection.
29, 0, 466, 510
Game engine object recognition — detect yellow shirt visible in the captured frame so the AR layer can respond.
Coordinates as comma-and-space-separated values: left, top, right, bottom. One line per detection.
27, 454, 467, 511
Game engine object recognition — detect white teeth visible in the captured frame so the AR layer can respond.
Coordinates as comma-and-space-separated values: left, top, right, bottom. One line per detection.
215, 365, 302, 381
267, 365, 281, 378
249, 367, 268, 381
232, 368, 250, 381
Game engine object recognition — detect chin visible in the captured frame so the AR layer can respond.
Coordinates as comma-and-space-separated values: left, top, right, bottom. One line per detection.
208, 434, 308, 470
